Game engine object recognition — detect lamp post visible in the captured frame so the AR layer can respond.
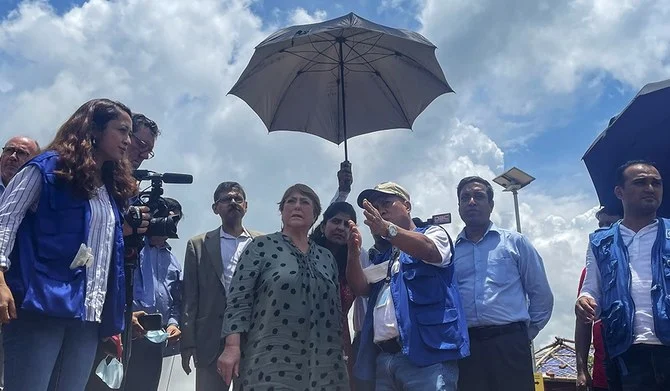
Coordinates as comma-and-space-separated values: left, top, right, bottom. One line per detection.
493, 167, 537, 372
493, 167, 535, 234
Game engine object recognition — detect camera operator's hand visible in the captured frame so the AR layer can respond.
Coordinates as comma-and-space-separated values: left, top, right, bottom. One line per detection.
0, 272, 17, 324
123, 206, 151, 236
131, 310, 147, 338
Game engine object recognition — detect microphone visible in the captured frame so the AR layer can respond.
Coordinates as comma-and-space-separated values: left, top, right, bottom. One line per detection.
161, 173, 193, 184
133, 170, 193, 184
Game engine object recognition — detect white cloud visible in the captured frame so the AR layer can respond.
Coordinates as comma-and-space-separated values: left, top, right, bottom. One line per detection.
418, 0, 670, 145
0, 0, 666, 385
288, 7, 328, 25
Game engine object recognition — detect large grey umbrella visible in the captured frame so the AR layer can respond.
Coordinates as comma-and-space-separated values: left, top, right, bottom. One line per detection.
229, 12, 453, 160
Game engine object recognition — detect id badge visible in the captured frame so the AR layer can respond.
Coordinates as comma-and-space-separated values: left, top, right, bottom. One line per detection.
376, 284, 391, 309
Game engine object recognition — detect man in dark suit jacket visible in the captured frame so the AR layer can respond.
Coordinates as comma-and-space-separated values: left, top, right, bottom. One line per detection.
181, 182, 261, 390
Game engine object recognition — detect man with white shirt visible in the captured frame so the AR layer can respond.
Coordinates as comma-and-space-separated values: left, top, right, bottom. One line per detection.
346, 182, 469, 391
181, 182, 261, 391
577, 160, 670, 390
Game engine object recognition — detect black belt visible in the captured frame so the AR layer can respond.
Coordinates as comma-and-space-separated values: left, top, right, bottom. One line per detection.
376, 338, 402, 354
468, 322, 526, 340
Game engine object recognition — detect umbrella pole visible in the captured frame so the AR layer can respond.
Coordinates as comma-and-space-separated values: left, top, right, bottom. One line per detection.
338, 38, 349, 161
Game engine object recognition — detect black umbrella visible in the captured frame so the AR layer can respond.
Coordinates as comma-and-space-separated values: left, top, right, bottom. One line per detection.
228, 12, 453, 161
583, 79, 670, 216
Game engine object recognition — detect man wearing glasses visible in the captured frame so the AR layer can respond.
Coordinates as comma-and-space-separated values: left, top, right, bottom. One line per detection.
181, 182, 261, 391
128, 113, 158, 170
0, 136, 40, 196
0, 136, 39, 389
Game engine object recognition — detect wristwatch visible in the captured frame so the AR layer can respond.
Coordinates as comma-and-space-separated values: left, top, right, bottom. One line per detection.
382, 223, 398, 240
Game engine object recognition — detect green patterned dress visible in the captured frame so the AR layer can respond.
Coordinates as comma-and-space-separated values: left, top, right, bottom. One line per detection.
222, 232, 349, 391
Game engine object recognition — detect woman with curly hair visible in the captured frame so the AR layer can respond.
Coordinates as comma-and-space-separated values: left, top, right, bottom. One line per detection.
0, 98, 137, 391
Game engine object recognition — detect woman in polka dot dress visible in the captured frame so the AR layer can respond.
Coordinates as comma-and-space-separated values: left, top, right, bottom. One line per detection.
218, 184, 350, 391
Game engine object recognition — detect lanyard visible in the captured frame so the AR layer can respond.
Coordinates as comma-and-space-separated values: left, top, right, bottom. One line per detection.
385, 248, 400, 283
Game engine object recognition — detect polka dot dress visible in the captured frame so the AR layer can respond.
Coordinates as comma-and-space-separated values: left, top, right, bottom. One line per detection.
222, 232, 350, 391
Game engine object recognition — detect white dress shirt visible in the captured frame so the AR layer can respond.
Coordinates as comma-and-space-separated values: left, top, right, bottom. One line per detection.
580, 221, 661, 345
220, 227, 253, 292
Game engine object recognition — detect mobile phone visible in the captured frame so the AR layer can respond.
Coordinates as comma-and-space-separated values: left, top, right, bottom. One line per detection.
138, 313, 163, 331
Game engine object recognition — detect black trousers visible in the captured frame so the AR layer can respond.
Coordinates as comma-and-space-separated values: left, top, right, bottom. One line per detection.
85, 338, 163, 391
457, 322, 535, 391
123, 338, 163, 391
615, 344, 670, 391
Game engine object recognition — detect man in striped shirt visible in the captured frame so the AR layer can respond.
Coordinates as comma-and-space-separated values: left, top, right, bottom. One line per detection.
0, 135, 38, 389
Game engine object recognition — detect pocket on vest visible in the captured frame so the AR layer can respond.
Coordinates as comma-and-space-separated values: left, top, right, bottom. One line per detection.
602, 301, 628, 346
23, 263, 85, 316
34, 258, 84, 282
415, 308, 462, 350
600, 259, 618, 293
403, 268, 445, 305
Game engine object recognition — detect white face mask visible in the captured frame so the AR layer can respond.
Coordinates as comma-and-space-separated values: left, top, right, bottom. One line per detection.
363, 261, 389, 284
95, 357, 124, 389
146, 329, 169, 344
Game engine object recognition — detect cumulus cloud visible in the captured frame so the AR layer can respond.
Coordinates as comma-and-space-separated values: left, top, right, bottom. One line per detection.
288, 7, 328, 25
418, 0, 670, 145
0, 0, 667, 387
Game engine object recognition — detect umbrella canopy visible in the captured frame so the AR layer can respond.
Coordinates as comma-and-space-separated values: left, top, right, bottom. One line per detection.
583, 79, 670, 217
229, 12, 452, 160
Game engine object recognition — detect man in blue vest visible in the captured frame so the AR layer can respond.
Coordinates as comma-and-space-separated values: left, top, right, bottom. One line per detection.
346, 182, 469, 391
577, 160, 670, 389
454, 176, 554, 391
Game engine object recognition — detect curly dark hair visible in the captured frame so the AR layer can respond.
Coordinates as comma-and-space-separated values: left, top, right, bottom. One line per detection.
45, 99, 137, 204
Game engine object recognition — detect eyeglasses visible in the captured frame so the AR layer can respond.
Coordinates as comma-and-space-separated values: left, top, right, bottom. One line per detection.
131, 134, 155, 159
215, 195, 245, 204
1, 146, 30, 159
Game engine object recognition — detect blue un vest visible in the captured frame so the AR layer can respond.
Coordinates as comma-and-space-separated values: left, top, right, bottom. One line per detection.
590, 219, 670, 358
5, 151, 126, 337
353, 226, 470, 382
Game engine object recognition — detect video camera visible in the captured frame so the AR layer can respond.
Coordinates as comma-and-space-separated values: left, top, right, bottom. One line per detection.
121, 169, 192, 387
413, 212, 452, 228
126, 169, 193, 240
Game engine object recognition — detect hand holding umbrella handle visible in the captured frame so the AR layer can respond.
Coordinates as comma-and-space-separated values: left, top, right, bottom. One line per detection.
338, 161, 353, 192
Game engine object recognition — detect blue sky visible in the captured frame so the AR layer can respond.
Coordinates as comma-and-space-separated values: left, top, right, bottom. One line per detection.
0, 0, 642, 202
1, 0, 668, 389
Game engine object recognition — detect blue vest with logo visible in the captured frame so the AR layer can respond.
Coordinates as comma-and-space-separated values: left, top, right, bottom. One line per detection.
5, 151, 126, 337
354, 226, 470, 381
589, 219, 670, 358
